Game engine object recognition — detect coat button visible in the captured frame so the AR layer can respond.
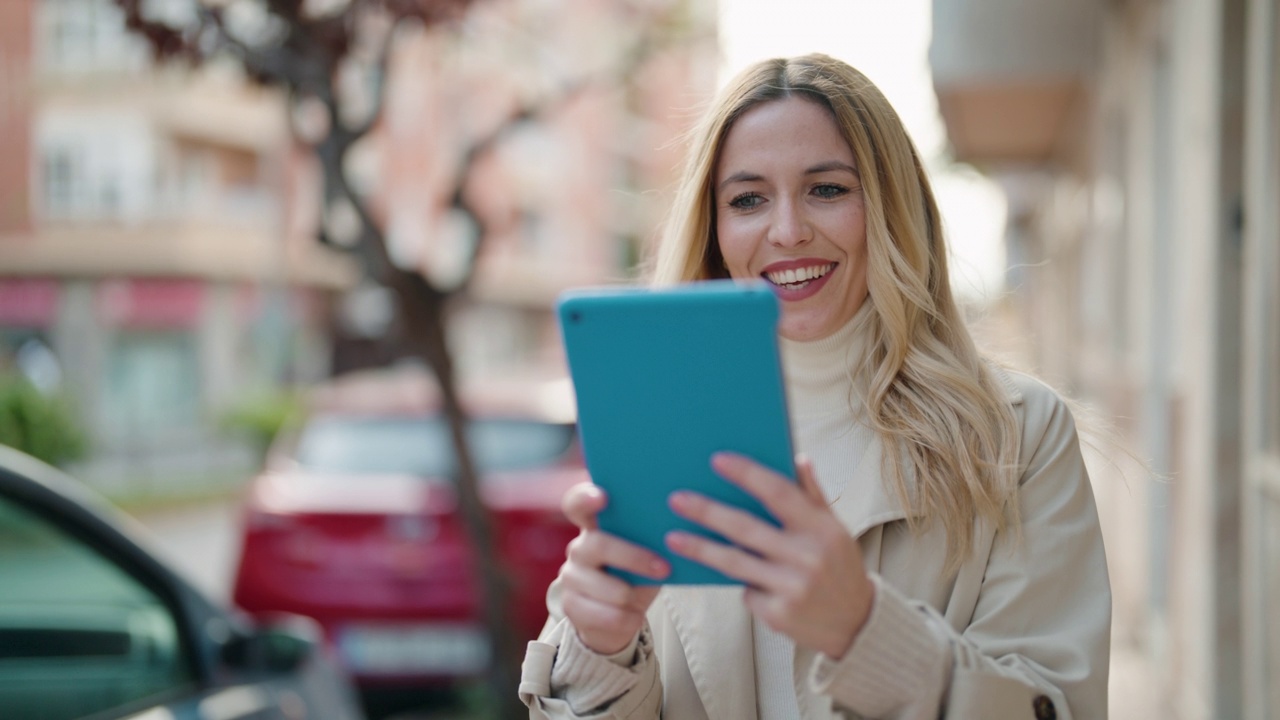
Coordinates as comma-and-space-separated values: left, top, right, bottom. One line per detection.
1032, 695, 1057, 720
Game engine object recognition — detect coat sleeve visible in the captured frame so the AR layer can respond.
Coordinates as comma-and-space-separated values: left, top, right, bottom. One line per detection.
519, 578, 664, 719
809, 383, 1112, 719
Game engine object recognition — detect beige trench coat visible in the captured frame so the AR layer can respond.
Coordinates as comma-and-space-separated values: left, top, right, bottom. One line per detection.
520, 370, 1111, 719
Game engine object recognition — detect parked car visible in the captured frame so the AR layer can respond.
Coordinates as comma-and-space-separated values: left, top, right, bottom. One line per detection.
0, 444, 364, 720
230, 369, 583, 689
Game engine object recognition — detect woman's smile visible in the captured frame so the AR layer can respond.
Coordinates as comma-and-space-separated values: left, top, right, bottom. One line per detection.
761, 259, 839, 300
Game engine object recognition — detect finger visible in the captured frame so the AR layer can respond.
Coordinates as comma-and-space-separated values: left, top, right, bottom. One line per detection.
567, 530, 671, 581
561, 592, 645, 639
742, 585, 791, 633
711, 452, 819, 528
795, 455, 828, 505
632, 584, 661, 608
665, 529, 787, 590
560, 562, 655, 612
668, 490, 794, 561
562, 482, 606, 529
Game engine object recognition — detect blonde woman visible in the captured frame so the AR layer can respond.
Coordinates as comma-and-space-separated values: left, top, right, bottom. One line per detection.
520, 54, 1110, 720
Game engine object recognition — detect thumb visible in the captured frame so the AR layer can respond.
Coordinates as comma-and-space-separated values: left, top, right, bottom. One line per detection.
794, 455, 827, 505
562, 482, 606, 530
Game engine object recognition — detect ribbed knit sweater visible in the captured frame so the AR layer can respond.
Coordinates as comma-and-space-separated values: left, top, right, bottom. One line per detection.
754, 304, 876, 719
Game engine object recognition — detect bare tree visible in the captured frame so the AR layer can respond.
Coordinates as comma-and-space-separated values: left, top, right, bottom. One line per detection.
115, 0, 711, 715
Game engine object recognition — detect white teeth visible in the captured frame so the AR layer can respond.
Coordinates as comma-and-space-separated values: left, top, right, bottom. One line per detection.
765, 263, 834, 287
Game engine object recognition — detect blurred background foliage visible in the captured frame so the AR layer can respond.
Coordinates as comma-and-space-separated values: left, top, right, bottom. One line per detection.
0, 374, 88, 468
217, 389, 305, 462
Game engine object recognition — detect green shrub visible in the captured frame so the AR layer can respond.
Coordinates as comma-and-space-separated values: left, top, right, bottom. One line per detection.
218, 390, 304, 461
0, 374, 88, 467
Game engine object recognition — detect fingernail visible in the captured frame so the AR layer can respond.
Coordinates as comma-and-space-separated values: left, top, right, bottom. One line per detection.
651, 559, 670, 577
669, 491, 692, 511
665, 531, 690, 551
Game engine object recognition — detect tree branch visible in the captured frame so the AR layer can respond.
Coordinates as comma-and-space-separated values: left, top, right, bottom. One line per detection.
344, 16, 403, 140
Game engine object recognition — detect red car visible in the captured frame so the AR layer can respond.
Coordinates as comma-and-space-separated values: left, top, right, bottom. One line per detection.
231, 369, 582, 688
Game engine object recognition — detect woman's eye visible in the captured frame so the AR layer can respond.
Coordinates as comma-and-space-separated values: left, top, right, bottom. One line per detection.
813, 183, 849, 199
729, 193, 764, 209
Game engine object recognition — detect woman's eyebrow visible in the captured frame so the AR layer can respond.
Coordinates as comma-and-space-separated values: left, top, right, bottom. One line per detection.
717, 171, 763, 192
716, 161, 859, 193
805, 161, 858, 176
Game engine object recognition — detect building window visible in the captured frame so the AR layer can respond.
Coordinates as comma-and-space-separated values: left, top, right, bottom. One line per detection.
35, 0, 148, 75
39, 146, 79, 217
38, 137, 111, 220
36, 117, 154, 221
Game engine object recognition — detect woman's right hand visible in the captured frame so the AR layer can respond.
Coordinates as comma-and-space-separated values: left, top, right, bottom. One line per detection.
558, 482, 670, 655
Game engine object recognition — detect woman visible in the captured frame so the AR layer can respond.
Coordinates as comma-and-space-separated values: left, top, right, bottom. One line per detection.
519, 54, 1110, 719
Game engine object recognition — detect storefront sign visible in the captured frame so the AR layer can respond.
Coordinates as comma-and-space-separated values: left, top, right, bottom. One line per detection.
0, 279, 58, 327
99, 279, 204, 328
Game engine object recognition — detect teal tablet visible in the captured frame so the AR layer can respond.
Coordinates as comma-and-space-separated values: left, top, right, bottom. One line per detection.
557, 280, 796, 585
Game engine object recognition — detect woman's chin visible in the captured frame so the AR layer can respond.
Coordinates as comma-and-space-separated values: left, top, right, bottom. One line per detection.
778, 317, 835, 343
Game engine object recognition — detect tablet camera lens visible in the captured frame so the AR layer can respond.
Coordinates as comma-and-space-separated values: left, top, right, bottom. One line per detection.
569, 311, 582, 324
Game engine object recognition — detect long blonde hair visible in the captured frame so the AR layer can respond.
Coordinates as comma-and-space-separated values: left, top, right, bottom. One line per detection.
652, 54, 1021, 573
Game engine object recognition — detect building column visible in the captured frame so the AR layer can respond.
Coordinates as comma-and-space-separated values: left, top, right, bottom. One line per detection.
1240, 0, 1280, 717
1166, 0, 1246, 717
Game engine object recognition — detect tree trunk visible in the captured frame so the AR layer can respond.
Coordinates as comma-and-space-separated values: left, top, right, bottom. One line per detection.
323, 137, 525, 716
401, 278, 525, 719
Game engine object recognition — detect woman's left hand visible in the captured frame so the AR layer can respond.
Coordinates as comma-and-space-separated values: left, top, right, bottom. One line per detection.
665, 452, 875, 659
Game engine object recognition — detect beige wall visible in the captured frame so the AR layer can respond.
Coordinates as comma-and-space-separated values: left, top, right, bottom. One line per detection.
1017, 1, 1250, 714
933, 0, 1277, 715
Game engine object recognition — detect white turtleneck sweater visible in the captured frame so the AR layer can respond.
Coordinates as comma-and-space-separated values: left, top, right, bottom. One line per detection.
754, 303, 877, 720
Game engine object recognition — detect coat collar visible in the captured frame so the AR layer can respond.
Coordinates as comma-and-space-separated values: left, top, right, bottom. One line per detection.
832, 363, 1025, 537
993, 364, 1025, 406
832, 422, 907, 540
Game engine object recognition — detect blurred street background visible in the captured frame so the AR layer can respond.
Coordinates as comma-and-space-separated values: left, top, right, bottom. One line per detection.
1, 0, 1277, 718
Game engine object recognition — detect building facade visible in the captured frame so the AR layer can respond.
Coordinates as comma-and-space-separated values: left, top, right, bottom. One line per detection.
0, 0, 719, 493
0, 0, 353, 492
931, 0, 1279, 717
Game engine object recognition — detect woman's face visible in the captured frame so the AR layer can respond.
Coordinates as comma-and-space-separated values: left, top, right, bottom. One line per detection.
714, 97, 869, 342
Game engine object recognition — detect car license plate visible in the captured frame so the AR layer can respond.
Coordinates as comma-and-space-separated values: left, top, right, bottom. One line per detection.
337, 623, 489, 675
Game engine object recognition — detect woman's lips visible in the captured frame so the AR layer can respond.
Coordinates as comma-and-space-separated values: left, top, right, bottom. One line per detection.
760, 261, 837, 302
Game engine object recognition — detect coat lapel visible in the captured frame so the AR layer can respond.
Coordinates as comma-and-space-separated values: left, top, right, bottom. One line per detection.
661, 585, 758, 720
828, 365, 1025, 538
824, 423, 909, 540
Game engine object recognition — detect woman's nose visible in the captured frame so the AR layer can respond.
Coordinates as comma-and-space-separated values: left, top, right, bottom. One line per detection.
766, 200, 812, 247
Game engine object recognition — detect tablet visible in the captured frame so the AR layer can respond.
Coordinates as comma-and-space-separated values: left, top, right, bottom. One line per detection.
557, 280, 796, 585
